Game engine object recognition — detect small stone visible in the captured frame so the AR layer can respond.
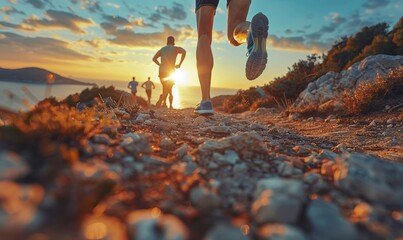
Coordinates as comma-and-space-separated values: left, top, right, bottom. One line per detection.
386, 119, 394, 124
81, 215, 126, 240
92, 134, 113, 145
277, 161, 294, 177
127, 209, 189, 240
304, 172, 321, 185
258, 224, 307, 240
233, 163, 248, 173
136, 113, 150, 122
190, 186, 220, 211
205, 223, 248, 240
160, 136, 174, 148
369, 120, 376, 127
321, 161, 336, 180
209, 126, 231, 134
389, 137, 398, 146
175, 144, 190, 158
288, 113, 300, 120
193, 116, 207, 125
120, 133, 151, 154
253, 178, 306, 224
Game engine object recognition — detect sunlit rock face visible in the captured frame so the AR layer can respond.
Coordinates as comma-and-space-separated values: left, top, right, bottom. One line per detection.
295, 54, 403, 109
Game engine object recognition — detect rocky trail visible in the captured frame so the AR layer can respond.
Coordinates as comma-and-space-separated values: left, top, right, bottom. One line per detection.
1, 106, 402, 240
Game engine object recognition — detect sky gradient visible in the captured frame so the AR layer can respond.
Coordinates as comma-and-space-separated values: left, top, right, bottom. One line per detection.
0, 0, 402, 89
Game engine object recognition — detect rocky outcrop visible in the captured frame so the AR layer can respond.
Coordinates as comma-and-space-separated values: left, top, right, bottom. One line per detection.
295, 54, 403, 108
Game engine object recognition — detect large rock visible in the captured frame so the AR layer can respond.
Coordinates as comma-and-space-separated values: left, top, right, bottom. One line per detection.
295, 54, 403, 108
307, 199, 358, 240
252, 178, 306, 224
334, 153, 403, 209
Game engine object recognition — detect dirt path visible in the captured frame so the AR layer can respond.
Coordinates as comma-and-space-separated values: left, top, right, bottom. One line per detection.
236, 109, 403, 162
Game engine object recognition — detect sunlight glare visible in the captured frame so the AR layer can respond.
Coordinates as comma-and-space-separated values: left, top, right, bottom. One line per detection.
170, 69, 188, 85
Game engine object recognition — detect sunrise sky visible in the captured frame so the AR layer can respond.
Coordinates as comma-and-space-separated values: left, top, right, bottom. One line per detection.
0, 0, 402, 89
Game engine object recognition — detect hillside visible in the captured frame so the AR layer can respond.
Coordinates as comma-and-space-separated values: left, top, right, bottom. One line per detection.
0, 67, 94, 85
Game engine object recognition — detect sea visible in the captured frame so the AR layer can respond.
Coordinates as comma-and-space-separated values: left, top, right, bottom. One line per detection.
0, 79, 238, 112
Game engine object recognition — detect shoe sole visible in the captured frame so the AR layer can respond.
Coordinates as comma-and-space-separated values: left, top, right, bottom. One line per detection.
194, 109, 214, 115
246, 13, 269, 80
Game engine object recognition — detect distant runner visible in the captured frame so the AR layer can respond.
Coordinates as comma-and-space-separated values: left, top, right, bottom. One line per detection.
152, 36, 186, 109
127, 76, 138, 105
141, 77, 156, 107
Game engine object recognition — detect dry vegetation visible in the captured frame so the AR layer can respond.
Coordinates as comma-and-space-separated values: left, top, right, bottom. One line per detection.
342, 67, 403, 115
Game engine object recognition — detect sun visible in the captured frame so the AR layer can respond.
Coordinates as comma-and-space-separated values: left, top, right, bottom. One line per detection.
170, 69, 188, 85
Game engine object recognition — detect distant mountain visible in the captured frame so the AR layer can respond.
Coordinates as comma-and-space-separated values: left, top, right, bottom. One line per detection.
0, 67, 95, 85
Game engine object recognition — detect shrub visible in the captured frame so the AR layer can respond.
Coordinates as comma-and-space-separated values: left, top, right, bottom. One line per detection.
63, 85, 148, 108
342, 67, 403, 114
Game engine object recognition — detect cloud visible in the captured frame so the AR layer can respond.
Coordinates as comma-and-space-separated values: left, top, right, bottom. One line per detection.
363, 0, 391, 11
99, 57, 112, 62
268, 35, 329, 53
149, 2, 187, 22
8, 0, 18, 4
0, 31, 92, 62
24, 0, 45, 9
101, 23, 196, 48
101, 14, 153, 29
120, 0, 136, 13
0, 6, 25, 15
285, 29, 293, 34
102, 15, 131, 26
106, 3, 120, 9
130, 18, 150, 27
22, 10, 94, 34
70, 0, 103, 13
84, 39, 102, 48
24, 0, 53, 9
0, 21, 34, 31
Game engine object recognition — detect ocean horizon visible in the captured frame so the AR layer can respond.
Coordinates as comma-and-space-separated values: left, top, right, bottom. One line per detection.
0, 79, 238, 112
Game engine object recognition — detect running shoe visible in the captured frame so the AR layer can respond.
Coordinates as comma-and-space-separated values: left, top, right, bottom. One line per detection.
194, 100, 214, 115
246, 12, 269, 80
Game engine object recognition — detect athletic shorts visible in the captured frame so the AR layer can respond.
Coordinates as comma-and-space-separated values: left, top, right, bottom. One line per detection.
195, 0, 250, 11
195, 0, 229, 11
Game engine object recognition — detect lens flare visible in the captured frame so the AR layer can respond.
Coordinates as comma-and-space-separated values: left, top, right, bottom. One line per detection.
170, 69, 187, 85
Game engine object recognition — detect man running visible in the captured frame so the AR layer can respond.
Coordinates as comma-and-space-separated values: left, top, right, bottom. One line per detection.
152, 36, 186, 109
141, 77, 156, 107
127, 76, 138, 105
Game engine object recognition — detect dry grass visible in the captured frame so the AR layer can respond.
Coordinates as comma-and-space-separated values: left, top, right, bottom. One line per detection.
342, 67, 403, 114
273, 94, 294, 112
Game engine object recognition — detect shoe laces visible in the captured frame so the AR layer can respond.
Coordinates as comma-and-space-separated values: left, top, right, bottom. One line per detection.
246, 31, 254, 57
